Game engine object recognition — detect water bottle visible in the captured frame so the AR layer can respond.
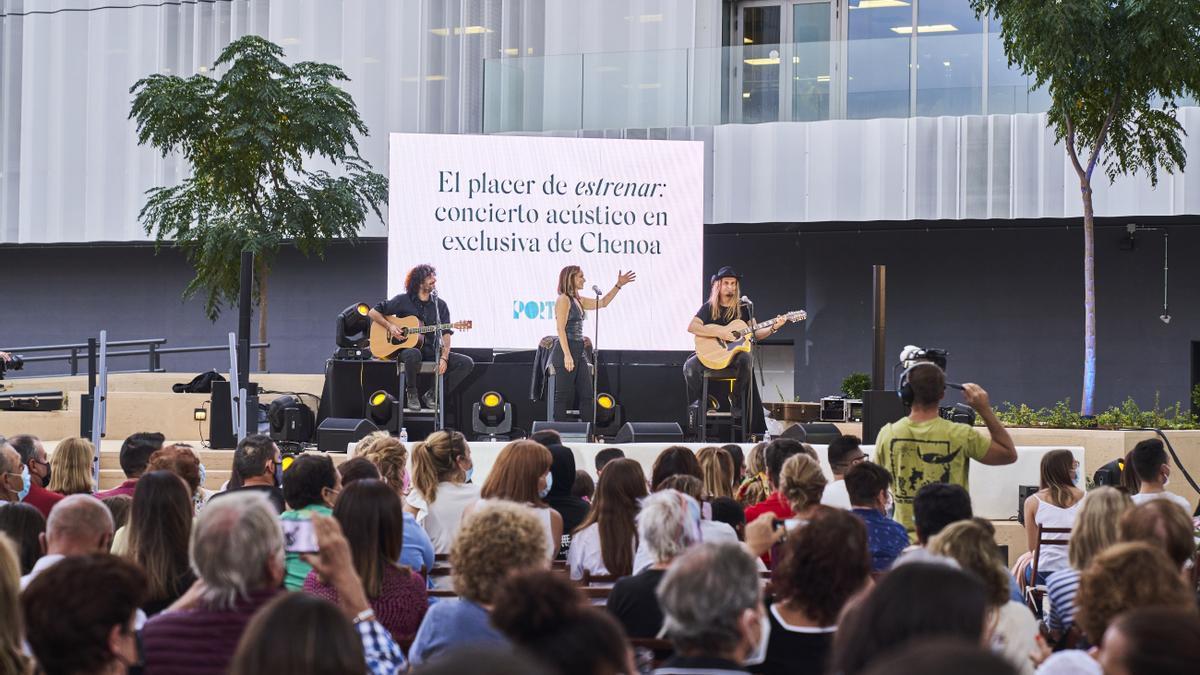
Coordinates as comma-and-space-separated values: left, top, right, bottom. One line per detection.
399, 426, 409, 444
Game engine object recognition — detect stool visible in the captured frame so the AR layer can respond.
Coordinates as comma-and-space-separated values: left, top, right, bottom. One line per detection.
697, 367, 750, 442
545, 360, 596, 420
539, 335, 595, 421
396, 360, 442, 431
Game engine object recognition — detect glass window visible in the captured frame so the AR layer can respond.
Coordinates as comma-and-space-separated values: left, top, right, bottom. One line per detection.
847, 0, 912, 119
915, 0, 983, 116
741, 4, 783, 123
792, 2, 832, 121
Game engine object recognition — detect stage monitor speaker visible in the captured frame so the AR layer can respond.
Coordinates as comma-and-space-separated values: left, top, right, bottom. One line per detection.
531, 421, 591, 443
799, 422, 843, 445
861, 389, 906, 444
778, 424, 807, 442
317, 417, 379, 453
613, 422, 684, 444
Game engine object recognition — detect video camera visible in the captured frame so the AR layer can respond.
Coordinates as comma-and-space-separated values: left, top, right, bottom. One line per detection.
0, 354, 24, 379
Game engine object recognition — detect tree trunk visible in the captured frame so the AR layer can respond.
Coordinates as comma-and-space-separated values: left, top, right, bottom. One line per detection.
256, 257, 269, 372
1081, 181, 1096, 416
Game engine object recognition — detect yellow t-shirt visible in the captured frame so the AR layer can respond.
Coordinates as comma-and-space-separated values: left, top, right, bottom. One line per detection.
874, 416, 991, 540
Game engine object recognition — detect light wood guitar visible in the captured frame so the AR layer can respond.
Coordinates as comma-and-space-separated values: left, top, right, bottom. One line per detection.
369, 315, 473, 360
694, 310, 806, 369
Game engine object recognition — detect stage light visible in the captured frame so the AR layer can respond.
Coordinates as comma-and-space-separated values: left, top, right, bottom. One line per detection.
473, 390, 513, 440
269, 394, 316, 443
335, 302, 372, 349
593, 392, 623, 438
368, 390, 401, 433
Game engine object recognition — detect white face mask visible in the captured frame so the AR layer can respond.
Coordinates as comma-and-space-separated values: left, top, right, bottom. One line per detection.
742, 609, 771, 667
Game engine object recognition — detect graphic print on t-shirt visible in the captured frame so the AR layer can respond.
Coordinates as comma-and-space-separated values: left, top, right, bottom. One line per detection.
881, 436, 964, 505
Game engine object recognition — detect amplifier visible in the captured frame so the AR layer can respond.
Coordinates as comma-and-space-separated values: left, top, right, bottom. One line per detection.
0, 390, 65, 412
820, 396, 849, 422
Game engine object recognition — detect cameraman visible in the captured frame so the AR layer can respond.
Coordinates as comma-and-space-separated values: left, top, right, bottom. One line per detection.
874, 362, 1016, 541
0, 352, 10, 362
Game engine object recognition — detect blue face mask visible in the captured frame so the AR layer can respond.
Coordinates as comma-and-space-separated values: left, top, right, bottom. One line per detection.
539, 471, 553, 499
1073, 467, 1082, 486
465, 467, 474, 483
15, 465, 31, 502
198, 462, 208, 491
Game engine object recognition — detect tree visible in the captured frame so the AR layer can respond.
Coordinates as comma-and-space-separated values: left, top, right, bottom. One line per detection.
970, 0, 1200, 415
130, 35, 388, 371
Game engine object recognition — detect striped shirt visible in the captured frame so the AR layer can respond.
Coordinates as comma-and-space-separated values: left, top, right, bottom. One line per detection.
1045, 568, 1081, 633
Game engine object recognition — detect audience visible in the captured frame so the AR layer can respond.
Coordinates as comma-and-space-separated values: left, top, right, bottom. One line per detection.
0, 440, 23, 504
594, 447, 625, 474
757, 508, 871, 675
281, 453, 341, 590
567, 457, 647, 580
95, 432, 164, 499
572, 469, 595, 502
0, 534, 31, 675
9, 435, 63, 517
721, 443, 746, 483
1044, 486, 1131, 640
821, 434, 865, 509
873, 364, 1016, 539
21, 494, 114, 589
408, 500, 547, 665
491, 569, 635, 675
231, 513, 406, 675
1023, 449, 1083, 584
147, 443, 208, 509
532, 430, 590, 556
655, 474, 741, 549
744, 438, 806, 525
1094, 607, 1200, 675
358, 437, 436, 574
929, 520, 1039, 675
735, 441, 770, 506
845, 461, 908, 571
412, 645, 551, 675
125, 470, 197, 615
655, 542, 765, 674
1037, 542, 1196, 673
141, 491, 285, 674
47, 436, 97, 496
1117, 498, 1196, 572
22, 554, 144, 675
608, 489, 700, 639
861, 639, 1018, 675
101, 494, 132, 531
1123, 438, 1193, 512
208, 434, 286, 513
478, 439, 562, 560
697, 445, 736, 499
777, 454, 827, 526
651, 445, 703, 491
0, 502, 45, 574
711, 496, 748, 540
407, 430, 479, 554
911, 481, 973, 546
339, 456, 383, 484
305, 479, 428, 642
831, 563, 988, 675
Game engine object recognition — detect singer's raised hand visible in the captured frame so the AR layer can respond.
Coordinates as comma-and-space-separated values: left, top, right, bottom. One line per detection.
617, 270, 636, 287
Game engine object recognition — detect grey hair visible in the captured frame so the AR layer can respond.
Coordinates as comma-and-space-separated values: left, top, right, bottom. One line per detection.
46, 494, 114, 544
657, 542, 761, 655
637, 489, 700, 565
190, 491, 283, 609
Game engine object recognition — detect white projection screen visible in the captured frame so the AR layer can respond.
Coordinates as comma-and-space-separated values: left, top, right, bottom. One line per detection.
387, 133, 704, 351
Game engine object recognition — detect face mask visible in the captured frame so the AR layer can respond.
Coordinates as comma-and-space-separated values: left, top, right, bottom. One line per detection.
274, 461, 283, 487
15, 466, 31, 502
198, 462, 208, 491
1072, 467, 1082, 486
39, 462, 51, 489
742, 609, 771, 667
465, 467, 474, 483
539, 471, 553, 499
401, 470, 412, 495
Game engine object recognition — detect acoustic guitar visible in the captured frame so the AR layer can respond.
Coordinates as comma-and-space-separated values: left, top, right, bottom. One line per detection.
694, 310, 806, 369
369, 315, 473, 360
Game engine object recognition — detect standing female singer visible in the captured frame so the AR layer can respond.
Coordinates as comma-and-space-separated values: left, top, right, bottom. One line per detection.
552, 266, 636, 422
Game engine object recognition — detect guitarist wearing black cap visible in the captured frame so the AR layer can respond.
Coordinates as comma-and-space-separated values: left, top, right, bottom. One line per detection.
684, 266, 786, 422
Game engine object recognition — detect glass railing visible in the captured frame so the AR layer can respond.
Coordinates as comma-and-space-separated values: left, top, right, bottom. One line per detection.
482, 35, 1054, 133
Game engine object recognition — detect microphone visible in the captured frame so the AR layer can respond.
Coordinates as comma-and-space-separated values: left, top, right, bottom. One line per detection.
592, 285, 603, 296
739, 295, 754, 307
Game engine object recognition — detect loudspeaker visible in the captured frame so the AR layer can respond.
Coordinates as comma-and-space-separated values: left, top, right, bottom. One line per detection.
531, 421, 591, 443
316, 417, 379, 453
209, 380, 260, 450
1017, 485, 1039, 524
799, 422, 843, 445
862, 389, 906, 444
613, 422, 684, 444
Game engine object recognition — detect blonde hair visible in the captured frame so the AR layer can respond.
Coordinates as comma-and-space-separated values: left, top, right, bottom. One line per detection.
779, 454, 827, 513
0, 534, 31, 675
410, 430, 470, 504
697, 446, 734, 499
48, 437, 95, 495
450, 501, 547, 604
360, 436, 409, 495
928, 520, 1010, 608
352, 431, 392, 457
707, 277, 740, 322
1068, 486, 1132, 570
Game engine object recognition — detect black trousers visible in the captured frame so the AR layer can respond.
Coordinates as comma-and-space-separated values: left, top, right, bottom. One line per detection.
397, 348, 474, 395
550, 340, 593, 422
683, 351, 752, 409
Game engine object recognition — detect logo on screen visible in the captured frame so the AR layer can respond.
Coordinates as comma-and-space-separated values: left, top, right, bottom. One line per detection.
513, 300, 555, 320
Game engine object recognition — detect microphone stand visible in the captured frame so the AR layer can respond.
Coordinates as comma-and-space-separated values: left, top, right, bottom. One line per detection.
742, 297, 765, 441
591, 286, 601, 441
432, 290, 445, 431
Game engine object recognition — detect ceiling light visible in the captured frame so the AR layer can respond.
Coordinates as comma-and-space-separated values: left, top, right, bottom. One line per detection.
742, 92, 751, 99
502, 48, 519, 56
624, 14, 663, 23
744, 37, 754, 44
943, 60, 951, 66
851, 0, 911, 8
431, 26, 493, 36
279, 37, 301, 45
744, 57, 781, 66
817, 75, 831, 82
890, 24, 958, 34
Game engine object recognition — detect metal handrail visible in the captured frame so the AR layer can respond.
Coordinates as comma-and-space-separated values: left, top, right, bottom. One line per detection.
1, 339, 269, 377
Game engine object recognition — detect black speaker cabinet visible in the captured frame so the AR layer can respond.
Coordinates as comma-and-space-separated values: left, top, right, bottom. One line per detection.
209, 380, 259, 450
862, 389, 906, 445
799, 422, 843, 445
530, 421, 592, 443
612, 422, 684, 444
317, 417, 379, 453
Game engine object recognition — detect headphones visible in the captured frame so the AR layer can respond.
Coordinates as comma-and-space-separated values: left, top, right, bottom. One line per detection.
897, 361, 945, 407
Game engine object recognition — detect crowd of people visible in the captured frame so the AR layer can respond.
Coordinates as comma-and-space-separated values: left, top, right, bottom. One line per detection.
0, 364, 1198, 674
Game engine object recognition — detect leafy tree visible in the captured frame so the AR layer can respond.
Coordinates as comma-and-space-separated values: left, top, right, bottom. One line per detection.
130, 36, 387, 370
970, 0, 1200, 414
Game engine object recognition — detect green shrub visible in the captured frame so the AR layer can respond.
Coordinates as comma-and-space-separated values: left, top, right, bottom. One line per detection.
841, 372, 871, 400
986, 393, 1199, 429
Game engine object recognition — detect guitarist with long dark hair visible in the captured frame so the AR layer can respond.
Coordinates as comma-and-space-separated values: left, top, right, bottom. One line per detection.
368, 264, 475, 411
684, 266, 785, 422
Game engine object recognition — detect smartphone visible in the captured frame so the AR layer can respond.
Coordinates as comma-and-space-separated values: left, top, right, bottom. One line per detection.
279, 517, 319, 554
